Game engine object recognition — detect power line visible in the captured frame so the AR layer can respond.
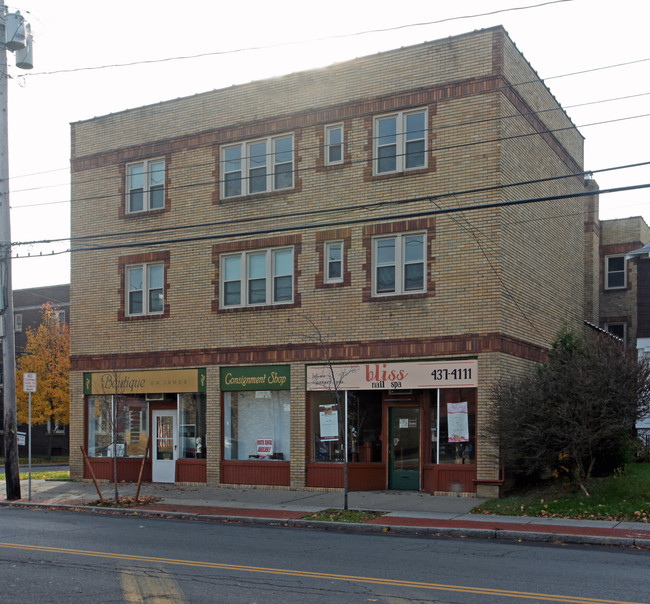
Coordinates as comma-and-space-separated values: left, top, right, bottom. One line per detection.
23, 1, 573, 78
9, 51, 650, 206
10, 85, 650, 205
14, 182, 647, 257
10, 103, 650, 212
12, 160, 646, 248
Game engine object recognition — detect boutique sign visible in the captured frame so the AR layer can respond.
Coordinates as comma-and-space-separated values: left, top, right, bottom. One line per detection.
84, 368, 207, 395
306, 360, 478, 391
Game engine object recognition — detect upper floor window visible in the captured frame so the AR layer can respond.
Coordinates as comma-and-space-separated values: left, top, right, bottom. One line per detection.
14, 313, 22, 332
126, 159, 165, 213
126, 263, 164, 316
324, 124, 344, 166
222, 134, 294, 198
605, 255, 626, 289
54, 309, 65, 324
221, 247, 294, 308
324, 241, 343, 283
373, 232, 426, 296
374, 108, 427, 175
605, 322, 626, 342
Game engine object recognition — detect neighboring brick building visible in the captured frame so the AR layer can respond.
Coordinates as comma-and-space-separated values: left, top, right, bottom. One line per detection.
598, 217, 650, 345
0, 284, 70, 457
69, 27, 597, 497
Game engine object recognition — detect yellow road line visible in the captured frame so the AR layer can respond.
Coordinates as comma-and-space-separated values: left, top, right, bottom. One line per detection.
0, 541, 641, 604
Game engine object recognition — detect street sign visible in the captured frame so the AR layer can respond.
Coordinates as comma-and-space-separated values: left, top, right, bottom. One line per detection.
23, 372, 37, 392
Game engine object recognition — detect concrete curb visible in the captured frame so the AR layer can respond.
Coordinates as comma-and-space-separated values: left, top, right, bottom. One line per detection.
2, 500, 648, 549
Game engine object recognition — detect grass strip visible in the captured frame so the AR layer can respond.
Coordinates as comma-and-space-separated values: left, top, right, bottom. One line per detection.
472, 463, 650, 522
301, 509, 385, 523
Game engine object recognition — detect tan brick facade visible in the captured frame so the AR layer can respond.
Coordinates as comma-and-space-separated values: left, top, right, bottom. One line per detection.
70, 27, 595, 497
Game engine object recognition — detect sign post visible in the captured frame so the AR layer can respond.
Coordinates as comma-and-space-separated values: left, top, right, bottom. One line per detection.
23, 373, 36, 501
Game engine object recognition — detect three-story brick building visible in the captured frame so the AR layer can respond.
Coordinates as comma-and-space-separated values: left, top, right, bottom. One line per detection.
70, 26, 598, 497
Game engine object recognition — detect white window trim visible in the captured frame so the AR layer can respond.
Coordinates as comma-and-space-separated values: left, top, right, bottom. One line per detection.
373, 108, 428, 175
126, 158, 165, 214
126, 262, 165, 317
221, 246, 294, 308
324, 123, 344, 166
605, 255, 627, 289
14, 313, 22, 332
372, 232, 426, 297
221, 133, 294, 199
324, 240, 344, 283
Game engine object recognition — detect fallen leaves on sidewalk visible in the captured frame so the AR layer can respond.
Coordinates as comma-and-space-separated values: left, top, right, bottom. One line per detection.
83, 495, 162, 508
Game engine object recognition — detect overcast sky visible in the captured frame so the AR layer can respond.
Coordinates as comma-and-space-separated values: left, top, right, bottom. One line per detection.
7, 0, 650, 289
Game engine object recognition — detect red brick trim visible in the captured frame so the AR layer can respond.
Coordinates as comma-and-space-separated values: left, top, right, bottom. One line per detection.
117, 251, 171, 321
70, 76, 504, 173
71, 72, 581, 185
211, 235, 302, 313
71, 332, 548, 371
315, 228, 352, 289
361, 218, 436, 302
601, 243, 644, 256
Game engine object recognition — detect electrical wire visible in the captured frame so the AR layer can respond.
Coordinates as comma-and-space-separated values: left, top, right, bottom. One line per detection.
13, 182, 648, 257
8, 57, 650, 205
22, 1, 574, 78
12, 160, 647, 248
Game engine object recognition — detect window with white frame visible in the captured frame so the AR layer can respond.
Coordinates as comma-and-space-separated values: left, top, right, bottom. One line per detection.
324, 123, 344, 166
605, 255, 626, 289
126, 263, 164, 316
54, 309, 65, 324
324, 240, 343, 283
126, 159, 165, 213
222, 134, 294, 198
373, 233, 426, 296
14, 313, 22, 332
222, 247, 294, 308
374, 108, 427, 175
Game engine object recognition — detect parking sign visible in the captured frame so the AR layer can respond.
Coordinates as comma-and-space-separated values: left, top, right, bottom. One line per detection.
23, 373, 37, 393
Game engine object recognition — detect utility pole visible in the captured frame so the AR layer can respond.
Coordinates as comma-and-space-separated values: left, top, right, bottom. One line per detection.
0, 1, 33, 500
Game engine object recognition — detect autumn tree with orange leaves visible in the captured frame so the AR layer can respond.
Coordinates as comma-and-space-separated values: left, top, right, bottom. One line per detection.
16, 303, 70, 458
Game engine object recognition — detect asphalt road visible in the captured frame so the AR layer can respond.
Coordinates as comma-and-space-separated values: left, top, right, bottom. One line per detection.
0, 507, 647, 603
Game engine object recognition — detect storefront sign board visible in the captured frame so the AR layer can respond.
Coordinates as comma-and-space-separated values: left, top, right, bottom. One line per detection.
307, 360, 477, 391
84, 368, 207, 395
220, 365, 290, 391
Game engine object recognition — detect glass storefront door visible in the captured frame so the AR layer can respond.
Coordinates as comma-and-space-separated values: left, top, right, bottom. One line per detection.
152, 410, 177, 482
388, 406, 420, 490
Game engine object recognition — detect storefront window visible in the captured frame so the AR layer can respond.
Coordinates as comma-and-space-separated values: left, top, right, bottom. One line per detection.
87, 395, 148, 457
309, 391, 382, 462
224, 390, 290, 460
430, 389, 476, 465
179, 393, 207, 459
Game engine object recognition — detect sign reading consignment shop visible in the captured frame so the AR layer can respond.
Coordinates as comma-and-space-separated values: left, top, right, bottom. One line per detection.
84, 368, 207, 395
306, 360, 478, 391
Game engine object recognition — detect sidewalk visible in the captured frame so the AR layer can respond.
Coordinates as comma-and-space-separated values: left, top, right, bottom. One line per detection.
2, 478, 649, 549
